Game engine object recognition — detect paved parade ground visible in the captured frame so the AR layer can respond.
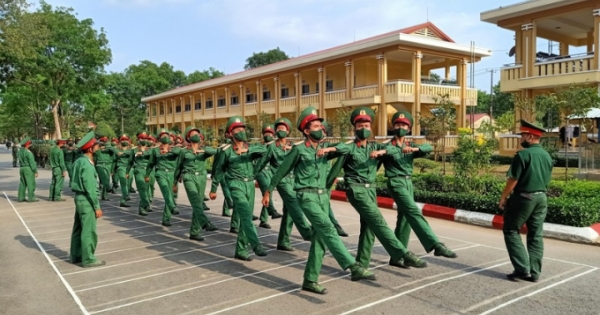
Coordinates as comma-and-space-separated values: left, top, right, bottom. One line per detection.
1, 149, 599, 315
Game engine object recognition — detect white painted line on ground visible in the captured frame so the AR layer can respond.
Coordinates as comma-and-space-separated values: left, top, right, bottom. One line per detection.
3, 192, 90, 315
16, 204, 76, 213
338, 262, 511, 315
21, 209, 79, 219
477, 267, 598, 315
33, 216, 161, 235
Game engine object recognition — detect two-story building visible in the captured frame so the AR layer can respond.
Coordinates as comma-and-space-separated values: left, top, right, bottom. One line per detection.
143, 22, 491, 137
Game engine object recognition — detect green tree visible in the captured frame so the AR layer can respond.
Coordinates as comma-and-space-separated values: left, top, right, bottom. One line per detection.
244, 47, 290, 70
186, 67, 224, 85
419, 94, 456, 170
95, 121, 115, 138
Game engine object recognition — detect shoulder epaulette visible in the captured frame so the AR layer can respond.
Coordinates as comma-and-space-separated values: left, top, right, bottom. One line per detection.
265, 141, 275, 146
218, 143, 227, 149
382, 139, 392, 144
221, 144, 231, 151
294, 140, 304, 146
344, 140, 354, 144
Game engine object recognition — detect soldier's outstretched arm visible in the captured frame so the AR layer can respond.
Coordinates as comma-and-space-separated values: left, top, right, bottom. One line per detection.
267, 146, 299, 193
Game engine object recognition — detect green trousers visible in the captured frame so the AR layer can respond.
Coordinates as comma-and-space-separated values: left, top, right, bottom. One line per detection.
503, 193, 547, 279
17, 167, 36, 202
116, 166, 131, 203
133, 168, 150, 212
327, 200, 343, 230
276, 176, 312, 246
148, 170, 156, 202
347, 186, 407, 268
70, 194, 98, 265
156, 170, 176, 223
388, 177, 439, 251
256, 170, 276, 223
49, 167, 65, 201
96, 164, 111, 200
220, 181, 233, 215
12, 155, 17, 167
111, 167, 119, 189
128, 169, 135, 192
298, 191, 356, 282
183, 173, 211, 237
229, 180, 261, 256
65, 161, 73, 186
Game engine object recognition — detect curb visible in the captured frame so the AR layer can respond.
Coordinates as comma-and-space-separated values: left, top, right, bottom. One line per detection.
329, 190, 600, 245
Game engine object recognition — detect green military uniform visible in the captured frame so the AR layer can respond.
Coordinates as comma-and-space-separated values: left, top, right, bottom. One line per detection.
115, 134, 134, 207
267, 107, 374, 294
326, 107, 427, 269
503, 120, 553, 282
129, 132, 153, 216
110, 138, 119, 191
211, 116, 267, 260
94, 138, 117, 201
255, 118, 312, 250
12, 144, 19, 167
63, 139, 76, 187
69, 131, 105, 268
146, 129, 182, 226
172, 131, 182, 206
254, 123, 281, 229
147, 136, 157, 203
176, 127, 218, 241
321, 120, 349, 237
49, 140, 67, 201
381, 111, 456, 259
17, 138, 38, 202
212, 141, 235, 219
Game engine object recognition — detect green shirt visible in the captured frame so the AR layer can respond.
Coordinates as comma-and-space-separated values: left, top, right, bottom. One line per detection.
507, 144, 553, 192
175, 146, 217, 179
49, 146, 67, 172
381, 139, 432, 178
17, 148, 37, 173
70, 156, 100, 210
210, 143, 266, 193
254, 140, 294, 176
333, 140, 400, 184
146, 146, 182, 178
63, 146, 77, 163
268, 140, 336, 192
128, 147, 153, 173
115, 146, 134, 170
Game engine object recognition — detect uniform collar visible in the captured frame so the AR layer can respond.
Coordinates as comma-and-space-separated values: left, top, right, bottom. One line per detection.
233, 142, 248, 150
354, 138, 367, 147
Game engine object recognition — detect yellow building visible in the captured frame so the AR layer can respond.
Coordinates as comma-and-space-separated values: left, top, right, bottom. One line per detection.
143, 22, 490, 137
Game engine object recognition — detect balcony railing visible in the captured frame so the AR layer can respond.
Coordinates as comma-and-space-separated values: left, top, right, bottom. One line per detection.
385, 80, 414, 94
422, 83, 460, 98
230, 104, 241, 114
301, 93, 319, 105
353, 85, 378, 98
262, 100, 275, 113
216, 106, 228, 115
534, 54, 593, 77
325, 89, 346, 103
280, 97, 296, 111
245, 102, 257, 114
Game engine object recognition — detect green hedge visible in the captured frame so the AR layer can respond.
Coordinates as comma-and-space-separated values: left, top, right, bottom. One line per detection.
428, 154, 579, 167
336, 173, 600, 227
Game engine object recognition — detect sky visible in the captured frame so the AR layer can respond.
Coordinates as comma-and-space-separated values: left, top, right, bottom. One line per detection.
39, 0, 567, 92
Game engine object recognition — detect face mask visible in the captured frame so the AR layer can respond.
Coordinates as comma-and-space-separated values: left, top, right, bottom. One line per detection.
139, 140, 147, 146
394, 128, 409, 137
520, 140, 530, 148
276, 130, 287, 139
68, 142, 73, 147
309, 129, 324, 141
263, 135, 274, 142
121, 141, 129, 147
233, 131, 247, 141
190, 135, 201, 143
160, 137, 171, 144
111, 142, 117, 146
355, 128, 371, 140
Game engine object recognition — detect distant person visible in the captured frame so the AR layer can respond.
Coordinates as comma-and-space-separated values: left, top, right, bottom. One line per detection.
17, 138, 38, 202
12, 143, 19, 167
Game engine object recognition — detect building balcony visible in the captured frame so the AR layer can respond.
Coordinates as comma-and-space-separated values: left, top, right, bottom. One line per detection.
280, 97, 297, 113
262, 100, 276, 114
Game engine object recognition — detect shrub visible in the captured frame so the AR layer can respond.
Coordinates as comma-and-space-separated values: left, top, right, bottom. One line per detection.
413, 158, 439, 173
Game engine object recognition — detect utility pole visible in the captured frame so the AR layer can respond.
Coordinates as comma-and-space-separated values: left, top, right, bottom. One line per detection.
487, 69, 497, 122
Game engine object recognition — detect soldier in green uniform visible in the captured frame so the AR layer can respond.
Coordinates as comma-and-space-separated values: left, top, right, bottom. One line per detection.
321, 120, 349, 237
380, 110, 457, 261
263, 106, 375, 295
129, 132, 153, 216
326, 107, 428, 269
110, 137, 119, 192
211, 134, 235, 219
49, 139, 68, 201
499, 119, 553, 282
69, 131, 105, 268
145, 129, 182, 226
115, 134, 134, 207
12, 142, 19, 167
63, 138, 76, 187
146, 135, 157, 203
255, 123, 283, 229
210, 116, 268, 261
255, 117, 312, 251
176, 126, 218, 241
17, 138, 38, 202
94, 136, 116, 201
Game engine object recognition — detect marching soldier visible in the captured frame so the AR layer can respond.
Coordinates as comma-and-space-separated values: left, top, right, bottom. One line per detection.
499, 119, 553, 282
116, 134, 134, 207
146, 135, 157, 203
171, 131, 180, 209
110, 137, 119, 192
211, 134, 236, 220
129, 132, 153, 216
49, 139, 68, 201
145, 129, 182, 226
17, 137, 38, 202
263, 106, 375, 294
255, 123, 283, 230
326, 107, 427, 269
12, 141, 19, 167
69, 131, 105, 268
176, 126, 218, 241
380, 111, 456, 260
63, 138, 76, 187
254, 117, 312, 251
210, 116, 268, 261
94, 136, 116, 201
321, 120, 349, 237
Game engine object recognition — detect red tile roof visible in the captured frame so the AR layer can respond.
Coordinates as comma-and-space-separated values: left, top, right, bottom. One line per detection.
466, 113, 490, 122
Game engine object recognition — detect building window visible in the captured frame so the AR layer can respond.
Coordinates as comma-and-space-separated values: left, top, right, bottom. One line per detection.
217, 98, 226, 107
262, 91, 271, 101
246, 93, 256, 103
184, 104, 191, 112
315, 83, 319, 94
159, 106, 164, 115
231, 96, 239, 105
175, 105, 182, 113
152, 106, 157, 116
326, 80, 333, 92
281, 87, 289, 98
301, 84, 310, 95
194, 101, 201, 110
206, 99, 213, 109
168, 106, 173, 114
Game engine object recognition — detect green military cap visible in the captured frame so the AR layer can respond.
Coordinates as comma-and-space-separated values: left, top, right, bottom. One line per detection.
297, 106, 323, 132
19, 137, 31, 146
136, 131, 149, 139
119, 134, 130, 141
519, 119, 545, 136
76, 131, 97, 150
274, 117, 292, 130
350, 107, 376, 125
262, 123, 275, 134
157, 128, 170, 139
321, 120, 330, 132
184, 126, 203, 141
226, 116, 246, 133
392, 110, 413, 127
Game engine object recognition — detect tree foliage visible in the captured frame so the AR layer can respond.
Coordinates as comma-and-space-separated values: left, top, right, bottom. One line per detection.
419, 94, 456, 165
244, 47, 290, 70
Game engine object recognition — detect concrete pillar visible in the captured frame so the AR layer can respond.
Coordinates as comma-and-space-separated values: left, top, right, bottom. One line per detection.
412, 51, 422, 135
